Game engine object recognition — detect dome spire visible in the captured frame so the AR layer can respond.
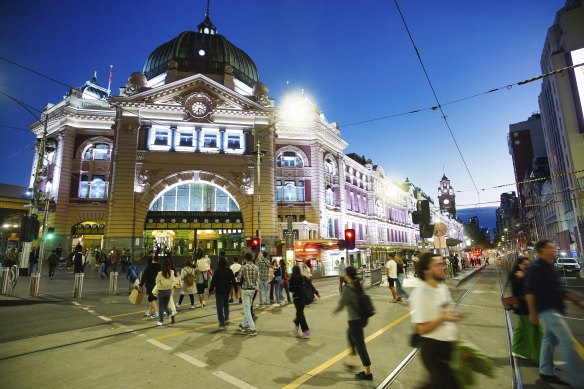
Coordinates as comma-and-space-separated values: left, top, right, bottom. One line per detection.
198, 0, 217, 34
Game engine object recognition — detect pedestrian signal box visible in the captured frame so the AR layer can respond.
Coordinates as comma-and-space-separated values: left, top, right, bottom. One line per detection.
250, 237, 261, 251
344, 229, 356, 250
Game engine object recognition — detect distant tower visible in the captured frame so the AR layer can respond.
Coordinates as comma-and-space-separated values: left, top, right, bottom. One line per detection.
438, 174, 456, 218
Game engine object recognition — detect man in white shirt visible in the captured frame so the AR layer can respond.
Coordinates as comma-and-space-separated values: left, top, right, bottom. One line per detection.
385, 255, 399, 303
410, 253, 462, 388
229, 257, 242, 303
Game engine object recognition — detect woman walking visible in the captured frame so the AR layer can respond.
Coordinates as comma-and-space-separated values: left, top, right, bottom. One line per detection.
333, 266, 372, 381
273, 259, 284, 305
280, 259, 292, 304
395, 256, 409, 301
510, 257, 542, 362
209, 257, 236, 329
155, 259, 176, 326
289, 265, 312, 339
195, 258, 209, 307
178, 260, 196, 309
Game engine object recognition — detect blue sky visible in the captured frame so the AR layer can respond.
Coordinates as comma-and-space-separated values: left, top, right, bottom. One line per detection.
0, 0, 564, 214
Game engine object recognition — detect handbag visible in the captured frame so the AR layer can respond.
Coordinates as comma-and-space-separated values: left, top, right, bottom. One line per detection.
501, 296, 518, 311
129, 287, 145, 305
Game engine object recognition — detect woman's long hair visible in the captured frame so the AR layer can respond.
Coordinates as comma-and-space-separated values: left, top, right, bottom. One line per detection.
291, 265, 302, 279
161, 259, 171, 278
345, 266, 364, 294
509, 257, 529, 280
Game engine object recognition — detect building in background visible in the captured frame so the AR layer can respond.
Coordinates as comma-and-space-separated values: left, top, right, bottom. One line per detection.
538, 0, 584, 256
437, 174, 456, 218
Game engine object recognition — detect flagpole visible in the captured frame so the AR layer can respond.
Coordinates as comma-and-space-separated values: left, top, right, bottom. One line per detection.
107, 65, 113, 97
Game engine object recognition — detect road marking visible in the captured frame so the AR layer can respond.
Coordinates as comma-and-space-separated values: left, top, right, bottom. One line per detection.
175, 352, 208, 367
282, 311, 412, 389
98, 316, 112, 322
146, 339, 173, 351
213, 371, 258, 389
71, 301, 81, 306
83, 307, 90, 310
87, 310, 96, 314
156, 321, 230, 340
109, 310, 148, 318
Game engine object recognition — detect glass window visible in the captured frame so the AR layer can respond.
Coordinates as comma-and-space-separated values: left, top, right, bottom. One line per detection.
162, 187, 177, 211
89, 179, 106, 199
177, 186, 189, 210
227, 134, 241, 149
276, 151, 303, 168
79, 182, 89, 198
190, 184, 203, 211
203, 133, 217, 148
297, 180, 305, 202
215, 188, 228, 211
284, 180, 296, 201
325, 158, 335, 174
179, 131, 194, 147
149, 182, 239, 212
326, 186, 334, 206
93, 144, 109, 160
154, 129, 169, 145
276, 180, 283, 201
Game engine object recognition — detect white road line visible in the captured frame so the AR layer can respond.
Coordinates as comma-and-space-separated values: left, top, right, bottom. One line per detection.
98, 316, 112, 322
83, 307, 90, 310
146, 339, 173, 351
175, 352, 208, 368
212, 371, 258, 389
71, 301, 81, 306
87, 310, 96, 314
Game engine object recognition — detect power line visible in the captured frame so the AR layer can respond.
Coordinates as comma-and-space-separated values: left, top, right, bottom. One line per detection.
0, 56, 75, 90
0, 123, 33, 133
393, 0, 480, 198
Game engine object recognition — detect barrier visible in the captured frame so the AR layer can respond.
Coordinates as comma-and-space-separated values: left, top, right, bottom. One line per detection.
73, 273, 84, 298
29, 273, 41, 297
0, 267, 9, 294
108, 271, 118, 295
358, 267, 383, 288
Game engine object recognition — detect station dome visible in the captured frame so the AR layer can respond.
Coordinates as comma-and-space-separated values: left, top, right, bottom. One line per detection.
143, 11, 259, 88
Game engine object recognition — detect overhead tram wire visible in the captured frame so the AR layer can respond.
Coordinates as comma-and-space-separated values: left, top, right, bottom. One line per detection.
392, 0, 480, 200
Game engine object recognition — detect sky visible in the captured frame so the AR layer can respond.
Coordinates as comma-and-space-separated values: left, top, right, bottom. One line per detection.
0, 0, 565, 227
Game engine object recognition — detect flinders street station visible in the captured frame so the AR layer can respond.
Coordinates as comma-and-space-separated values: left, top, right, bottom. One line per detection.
22, 8, 464, 276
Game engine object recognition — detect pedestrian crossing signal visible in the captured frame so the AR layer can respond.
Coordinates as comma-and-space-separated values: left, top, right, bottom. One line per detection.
250, 237, 261, 251
344, 229, 356, 250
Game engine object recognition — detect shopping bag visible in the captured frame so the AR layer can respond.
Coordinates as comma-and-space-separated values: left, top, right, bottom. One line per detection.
129, 287, 145, 305
501, 296, 518, 311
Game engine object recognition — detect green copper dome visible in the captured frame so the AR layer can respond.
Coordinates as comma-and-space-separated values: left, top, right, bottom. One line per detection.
143, 14, 259, 88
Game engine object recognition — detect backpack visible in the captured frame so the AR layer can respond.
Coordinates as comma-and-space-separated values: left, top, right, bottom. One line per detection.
129, 267, 138, 280
358, 293, 376, 325
185, 271, 195, 287
303, 279, 316, 305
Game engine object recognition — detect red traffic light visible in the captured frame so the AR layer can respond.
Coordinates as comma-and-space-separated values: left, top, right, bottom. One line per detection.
250, 237, 261, 250
344, 229, 356, 250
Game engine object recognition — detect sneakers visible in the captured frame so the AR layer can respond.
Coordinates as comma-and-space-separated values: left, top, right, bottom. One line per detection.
248, 330, 258, 337
229, 298, 234, 303
189, 305, 195, 309
218, 325, 226, 330
145, 310, 152, 316
202, 302, 206, 307
539, 374, 568, 385
157, 321, 164, 326
238, 324, 247, 333
301, 330, 310, 339
151, 312, 159, 319
355, 371, 373, 381
176, 304, 181, 309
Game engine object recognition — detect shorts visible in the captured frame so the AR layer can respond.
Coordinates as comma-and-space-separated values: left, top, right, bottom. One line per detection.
146, 287, 157, 302
388, 278, 397, 287
196, 283, 206, 294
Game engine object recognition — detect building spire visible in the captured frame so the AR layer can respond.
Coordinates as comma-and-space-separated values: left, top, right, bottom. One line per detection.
198, 0, 217, 34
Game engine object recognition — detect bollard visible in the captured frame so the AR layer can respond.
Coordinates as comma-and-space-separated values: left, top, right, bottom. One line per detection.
0, 267, 9, 295
74, 273, 84, 298
108, 271, 118, 295
29, 273, 41, 297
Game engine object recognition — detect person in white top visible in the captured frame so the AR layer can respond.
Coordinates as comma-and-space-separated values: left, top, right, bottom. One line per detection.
410, 253, 462, 388
385, 255, 399, 303
229, 257, 242, 303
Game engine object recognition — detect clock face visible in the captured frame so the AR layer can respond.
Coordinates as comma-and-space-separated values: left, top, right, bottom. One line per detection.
192, 101, 208, 116
443, 199, 450, 205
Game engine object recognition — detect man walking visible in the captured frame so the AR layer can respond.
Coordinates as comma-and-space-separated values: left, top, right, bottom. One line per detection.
239, 253, 259, 336
525, 240, 584, 387
385, 255, 399, 303
48, 250, 59, 279
209, 257, 236, 330
338, 257, 347, 293
256, 252, 270, 306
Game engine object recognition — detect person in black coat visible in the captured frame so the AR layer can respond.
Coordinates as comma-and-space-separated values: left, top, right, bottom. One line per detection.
288, 265, 312, 339
73, 246, 85, 274
139, 256, 161, 318
209, 256, 236, 329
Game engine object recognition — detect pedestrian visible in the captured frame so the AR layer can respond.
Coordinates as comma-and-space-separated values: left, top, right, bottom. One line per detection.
209, 256, 236, 329
385, 255, 399, 303
269, 259, 277, 304
55, 244, 63, 260
139, 255, 160, 319
29, 247, 39, 275
126, 261, 139, 292
338, 257, 347, 293
255, 252, 271, 305
280, 258, 292, 304
155, 258, 176, 326
271, 259, 283, 305
509, 256, 542, 362
48, 250, 59, 279
395, 255, 409, 301
525, 240, 584, 387
195, 258, 209, 307
229, 257, 242, 304
300, 259, 321, 300
333, 266, 373, 381
99, 251, 108, 279
288, 265, 311, 339
410, 253, 462, 389
73, 246, 86, 274
178, 260, 196, 309
110, 248, 120, 273
238, 253, 259, 336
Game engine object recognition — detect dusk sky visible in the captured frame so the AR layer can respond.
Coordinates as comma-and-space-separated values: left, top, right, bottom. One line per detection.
0, 0, 564, 221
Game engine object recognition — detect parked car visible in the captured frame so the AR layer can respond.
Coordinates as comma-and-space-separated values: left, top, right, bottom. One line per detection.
554, 257, 582, 277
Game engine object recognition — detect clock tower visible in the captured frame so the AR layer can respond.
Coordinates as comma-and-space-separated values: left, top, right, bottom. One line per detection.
438, 174, 456, 218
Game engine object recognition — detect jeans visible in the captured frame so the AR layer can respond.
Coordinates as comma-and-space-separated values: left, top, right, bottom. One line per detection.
339, 276, 346, 292
396, 273, 409, 298
539, 309, 584, 388
157, 289, 173, 322
419, 337, 459, 389
274, 278, 283, 302
241, 289, 256, 331
215, 292, 230, 326
348, 319, 371, 367
48, 264, 57, 278
258, 280, 270, 304
282, 282, 291, 303
293, 299, 309, 332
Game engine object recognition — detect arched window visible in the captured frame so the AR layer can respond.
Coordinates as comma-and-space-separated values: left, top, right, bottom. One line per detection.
276, 151, 304, 168
149, 182, 239, 212
82, 143, 111, 161
276, 180, 305, 202
376, 200, 384, 218
325, 157, 336, 175
89, 179, 106, 198
325, 186, 334, 206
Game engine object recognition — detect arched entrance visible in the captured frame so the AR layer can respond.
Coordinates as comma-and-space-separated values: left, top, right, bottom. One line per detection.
71, 221, 105, 251
144, 181, 244, 258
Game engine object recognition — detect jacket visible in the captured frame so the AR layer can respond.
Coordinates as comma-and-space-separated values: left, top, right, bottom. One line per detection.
155, 271, 175, 291
334, 282, 361, 321
209, 266, 236, 294
140, 261, 161, 289
510, 274, 528, 315
289, 275, 312, 305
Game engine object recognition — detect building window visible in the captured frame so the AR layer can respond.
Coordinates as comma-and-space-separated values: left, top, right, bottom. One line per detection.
179, 130, 194, 147
82, 143, 111, 160
79, 174, 108, 199
326, 186, 334, 206
277, 179, 305, 202
150, 182, 239, 212
227, 134, 241, 149
276, 151, 304, 168
154, 129, 169, 145
203, 133, 217, 148
325, 157, 336, 175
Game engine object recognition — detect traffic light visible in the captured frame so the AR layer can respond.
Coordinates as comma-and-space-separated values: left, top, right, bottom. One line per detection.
418, 200, 431, 224
344, 229, 356, 250
338, 239, 346, 250
250, 236, 261, 251
18, 215, 40, 242
46, 227, 55, 240
419, 223, 435, 239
